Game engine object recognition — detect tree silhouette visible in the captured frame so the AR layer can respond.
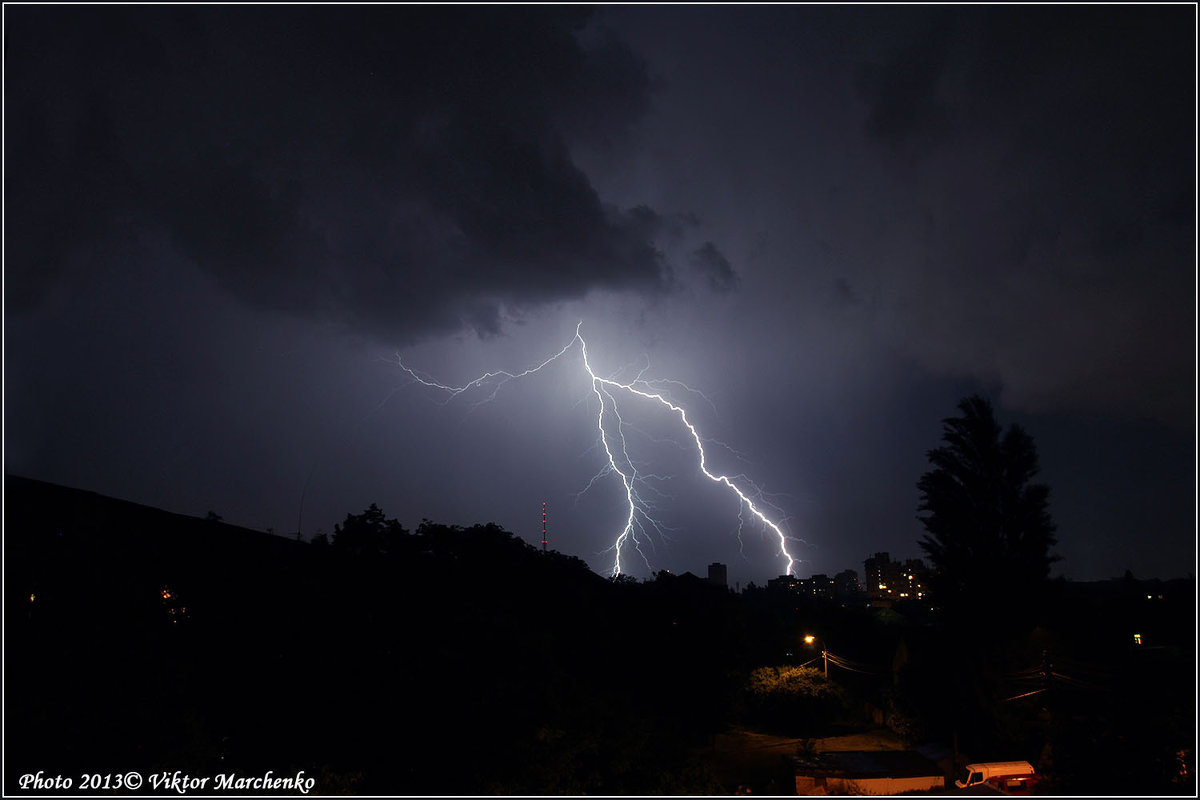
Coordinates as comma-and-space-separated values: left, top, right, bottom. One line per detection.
917, 395, 1058, 627
331, 503, 409, 557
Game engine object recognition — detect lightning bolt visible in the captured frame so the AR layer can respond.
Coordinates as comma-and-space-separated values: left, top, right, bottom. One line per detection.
392, 322, 798, 577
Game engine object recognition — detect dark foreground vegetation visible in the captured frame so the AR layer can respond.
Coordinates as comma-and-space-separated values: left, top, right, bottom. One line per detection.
6, 475, 1195, 795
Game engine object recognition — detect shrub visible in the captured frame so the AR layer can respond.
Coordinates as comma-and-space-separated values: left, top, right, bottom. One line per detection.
744, 666, 844, 735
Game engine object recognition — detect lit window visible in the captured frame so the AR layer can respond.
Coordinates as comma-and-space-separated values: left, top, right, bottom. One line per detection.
1133, 633, 1143, 646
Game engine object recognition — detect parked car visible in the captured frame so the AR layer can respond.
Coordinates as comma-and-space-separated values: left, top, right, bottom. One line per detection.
985, 772, 1040, 795
955, 761, 1036, 789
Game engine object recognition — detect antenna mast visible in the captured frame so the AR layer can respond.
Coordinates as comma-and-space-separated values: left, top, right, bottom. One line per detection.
541, 501, 548, 553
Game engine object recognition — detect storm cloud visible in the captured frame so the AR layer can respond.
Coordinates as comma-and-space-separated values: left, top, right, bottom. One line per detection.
5, 5, 1193, 586
6, 6, 680, 342
856, 6, 1195, 426
689, 241, 739, 292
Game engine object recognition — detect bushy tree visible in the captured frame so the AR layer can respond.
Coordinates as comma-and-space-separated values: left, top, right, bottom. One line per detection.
743, 666, 843, 735
917, 395, 1058, 627
331, 503, 409, 556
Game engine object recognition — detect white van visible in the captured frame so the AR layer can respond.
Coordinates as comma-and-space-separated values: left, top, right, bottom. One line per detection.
955, 760, 1035, 789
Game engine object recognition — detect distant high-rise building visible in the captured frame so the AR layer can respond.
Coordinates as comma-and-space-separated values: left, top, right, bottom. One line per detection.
864, 552, 893, 605
768, 574, 801, 593
707, 562, 728, 588
800, 573, 835, 601
863, 552, 929, 607
834, 569, 865, 606
898, 558, 928, 602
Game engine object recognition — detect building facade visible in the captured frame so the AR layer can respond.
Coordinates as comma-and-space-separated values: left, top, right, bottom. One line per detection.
863, 552, 929, 608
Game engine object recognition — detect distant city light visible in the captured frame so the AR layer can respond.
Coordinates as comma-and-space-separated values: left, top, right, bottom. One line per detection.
1133, 633, 1143, 646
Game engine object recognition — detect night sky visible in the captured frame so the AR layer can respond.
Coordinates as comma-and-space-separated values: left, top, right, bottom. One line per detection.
5, 5, 1195, 588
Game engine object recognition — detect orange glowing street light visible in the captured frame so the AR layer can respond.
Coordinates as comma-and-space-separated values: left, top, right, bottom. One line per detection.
804, 634, 828, 678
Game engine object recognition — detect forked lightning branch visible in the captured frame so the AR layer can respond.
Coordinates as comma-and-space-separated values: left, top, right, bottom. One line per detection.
392, 322, 799, 577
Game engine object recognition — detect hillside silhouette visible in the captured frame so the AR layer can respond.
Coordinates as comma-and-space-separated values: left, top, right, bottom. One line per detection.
5, 475, 751, 794
5, 475, 1194, 795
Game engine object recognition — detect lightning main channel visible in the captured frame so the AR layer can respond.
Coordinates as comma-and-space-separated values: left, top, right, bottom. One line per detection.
392, 322, 797, 577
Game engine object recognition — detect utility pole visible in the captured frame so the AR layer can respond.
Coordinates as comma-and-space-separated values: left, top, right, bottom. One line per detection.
804, 634, 829, 678
1040, 649, 1054, 726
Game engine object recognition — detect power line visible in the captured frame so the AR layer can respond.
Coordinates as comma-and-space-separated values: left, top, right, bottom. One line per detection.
824, 652, 881, 675
1002, 688, 1048, 703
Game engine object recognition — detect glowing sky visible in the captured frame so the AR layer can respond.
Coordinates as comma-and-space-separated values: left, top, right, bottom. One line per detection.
5, 5, 1194, 586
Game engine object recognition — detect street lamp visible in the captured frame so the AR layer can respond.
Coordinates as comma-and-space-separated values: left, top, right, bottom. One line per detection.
804, 634, 828, 678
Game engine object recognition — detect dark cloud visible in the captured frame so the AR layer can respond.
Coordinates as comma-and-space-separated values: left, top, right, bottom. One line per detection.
5, 5, 1193, 588
854, 10, 959, 155
5, 6, 671, 342
831, 277, 862, 307
688, 241, 738, 293
845, 5, 1195, 428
